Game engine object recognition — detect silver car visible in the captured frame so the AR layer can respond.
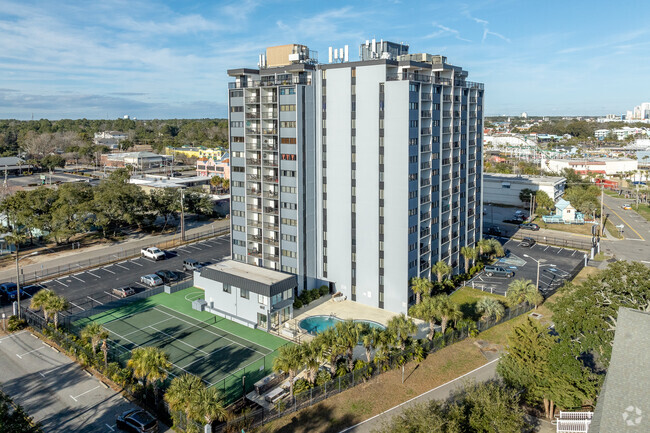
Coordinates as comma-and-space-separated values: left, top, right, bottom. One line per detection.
141, 274, 163, 287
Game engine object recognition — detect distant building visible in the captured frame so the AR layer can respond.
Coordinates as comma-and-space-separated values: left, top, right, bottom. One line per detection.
520, 112, 527, 118
166, 146, 226, 161
0, 157, 29, 175
483, 173, 566, 206
128, 174, 211, 192
94, 131, 128, 149
594, 127, 647, 141
542, 157, 638, 175
196, 153, 230, 180
101, 151, 170, 170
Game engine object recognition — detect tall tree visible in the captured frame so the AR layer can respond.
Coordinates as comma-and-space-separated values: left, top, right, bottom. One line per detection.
361, 326, 384, 363
272, 344, 303, 398
460, 246, 478, 273
486, 238, 505, 259
30, 290, 54, 324
506, 279, 539, 308
47, 293, 69, 329
128, 347, 171, 407
430, 295, 463, 334
477, 238, 492, 256
164, 373, 204, 429
431, 260, 452, 283
193, 386, 228, 427
386, 313, 416, 351
410, 277, 433, 305
300, 340, 322, 385
409, 296, 439, 340
81, 322, 108, 354
476, 297, 505, 322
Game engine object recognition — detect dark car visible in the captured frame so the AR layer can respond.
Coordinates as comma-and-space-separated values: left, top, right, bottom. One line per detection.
0, 282, 27, 303
116, 409, 158, 433
485, 226, 502, 236
154, 270, 182, 284
183, 259, 203, 271
484, 265, 515, 278
520, 237, 536, 247
520, 223, 540, 231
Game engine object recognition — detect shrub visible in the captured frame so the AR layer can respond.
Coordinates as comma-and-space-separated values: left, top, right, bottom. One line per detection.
319, 285, 329, 296
7, 315, 26, 332
293, 299, 303, 309
315, 369, 332, 386
293, 378, 311, 395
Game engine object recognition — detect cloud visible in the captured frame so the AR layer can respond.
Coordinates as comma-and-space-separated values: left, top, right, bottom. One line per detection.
425, 23, 472, 42
462, 9, 510, 43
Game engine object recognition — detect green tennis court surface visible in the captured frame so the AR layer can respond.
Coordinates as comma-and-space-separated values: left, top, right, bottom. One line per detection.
73, 287, 290, 403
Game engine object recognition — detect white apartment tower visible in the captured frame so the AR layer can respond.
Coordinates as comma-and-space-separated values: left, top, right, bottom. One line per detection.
228, 40, 484, 315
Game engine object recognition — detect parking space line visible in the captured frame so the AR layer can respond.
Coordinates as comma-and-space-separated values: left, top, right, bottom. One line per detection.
56, 279, 69, 287
135, 282, 149, 289
71, 275, 85, 283
129, 260, 143, 267
39, 365, 66, 377
102, 267, 116, 274
16, 346, 45, 359
114, 263, 129, 270
104, 291, 121, 300
70, 385, 100, 402
556, 248, 563, 254
86, 271, 101, 278
106, 424, 115, 431
187, 244, 203, 250
177, 248, 191, 253
70, 302, 86, 311
544, 246, 549, 251
87, 296, 104, 305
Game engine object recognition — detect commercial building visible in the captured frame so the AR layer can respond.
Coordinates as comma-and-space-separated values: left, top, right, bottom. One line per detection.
196, 154, 230, 179
101, 151, 171, 170
226, 39, 483, 316
483, 174, 566, 206
542, 157, 638, 175
94, 131, 128, 149
166, 146, 227, 161
128, 174, 211, 192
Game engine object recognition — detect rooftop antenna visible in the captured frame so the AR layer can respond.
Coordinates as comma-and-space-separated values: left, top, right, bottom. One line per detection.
328, 46, 333, 63
344, 45, 349, 62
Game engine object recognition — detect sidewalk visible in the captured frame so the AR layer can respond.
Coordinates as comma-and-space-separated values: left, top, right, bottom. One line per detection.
0, 218, 230, 283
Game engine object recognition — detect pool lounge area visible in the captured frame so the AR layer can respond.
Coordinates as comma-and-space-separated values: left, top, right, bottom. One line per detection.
299, 315, 386, 335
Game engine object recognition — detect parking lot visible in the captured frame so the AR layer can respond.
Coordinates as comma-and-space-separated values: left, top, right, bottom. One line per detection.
468, 236, 586, 296
0, 330, 139, 432
0, 234, 231, 317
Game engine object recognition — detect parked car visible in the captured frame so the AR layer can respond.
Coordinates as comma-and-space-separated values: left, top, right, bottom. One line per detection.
621, 204, 632, 210
141, 247, 165, 261
514, 210, 527, 218
485, 226, 502, 236
112, 286, 136, 298
520, 223, 540, 231
155, 270, 182, 284
484, 265, 515, 278
183, 259, 203, 271
0, 282, 16, 303
116, 409, 158, 433
140, 274, 163, 287
520, 237, 536, 247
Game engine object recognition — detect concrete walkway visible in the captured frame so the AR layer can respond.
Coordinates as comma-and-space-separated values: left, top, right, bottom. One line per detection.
0, 218, 230, 283
339, 358, 500, 433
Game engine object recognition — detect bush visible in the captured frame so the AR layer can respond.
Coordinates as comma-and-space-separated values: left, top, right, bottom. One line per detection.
293, 299, 303, 309
7, 315, 26, 332
293, 378, 311, 395
319, 285, 329, 296
315, 369, 332, 386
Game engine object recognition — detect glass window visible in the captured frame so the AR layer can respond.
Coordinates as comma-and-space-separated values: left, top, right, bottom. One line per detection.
241, 289, 249, 299
223, 284, 231, 294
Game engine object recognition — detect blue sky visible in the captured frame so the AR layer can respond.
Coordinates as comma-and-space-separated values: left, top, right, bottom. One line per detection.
1, 0, 649, 119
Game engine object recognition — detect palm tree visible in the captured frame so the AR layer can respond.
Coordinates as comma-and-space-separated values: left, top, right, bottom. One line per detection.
410, 277, 433, 305
460, 246, 478, 273
335, 320, 361, 372
48, 294, 69, 329
165, 373, 204, 428
222, 178, 230, 192
101, 339, 109, 370
317, 328, 345, 376
431, 261, 452, 283
81, 322, 108, 354
477, 238, 492, 257
487, 238, 505, 259
430, 295, 463, 334
272, 344, 303, 398
210, 175, 223, 193
475, 297, 505, 321
194, 386, 228, 427
386, 314, 416, 351
409, 297, 438, 341
128, 347, 171, 407
361, 327, 384, 362
300, 341, 322, 385
30, 290, 53, 324
506, 279, 538, 307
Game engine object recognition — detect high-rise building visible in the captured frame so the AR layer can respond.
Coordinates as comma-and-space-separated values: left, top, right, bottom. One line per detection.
227, 39, 483, 315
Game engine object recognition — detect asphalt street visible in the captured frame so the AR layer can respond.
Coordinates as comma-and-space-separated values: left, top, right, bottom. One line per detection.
0, 330, 175, 433
0, 234, 231, 317
600, 194, 650, 263
468, 237, 585, 296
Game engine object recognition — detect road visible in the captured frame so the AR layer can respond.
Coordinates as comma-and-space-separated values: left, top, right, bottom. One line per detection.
339, 358, 499, 433
600, 194, 650, 263
0, 330, 172, 433
0, 234, 231, 317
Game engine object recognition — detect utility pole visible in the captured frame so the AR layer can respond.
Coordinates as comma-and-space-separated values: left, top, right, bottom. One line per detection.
180, 188, 185, 241
15, 245, 21, 319
600, 184, 604, 236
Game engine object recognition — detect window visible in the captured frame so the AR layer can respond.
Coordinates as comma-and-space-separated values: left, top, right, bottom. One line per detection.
257, 313, 268, 327
281, 218, 297, 226
233, 181, 245, 188
240, 289, 249, 299
282, 250, 297, 258
231, 136, 244, 142
258, 294, 268, 305
280, 87, 296, 95
281, 170, 296, 177
281, 265, 298, 273
281, 137, 297, 144
230, 90, 243, 97
230, 121, 244, 128
232, 210, 245, 217
280, 104, 296, 111
282, 154, 296, 161
410, 120, 418, 128
233, 225, 245, 232
230, 106, 243, 112
280, 121, 296, 128
281, 186, 297, 193
282, 233, 296, 242
282, 202, 297, 210
223, 284, 231, 293
409, 102, 419, 110
231, 195, 245, 202
232, 151, 244, 158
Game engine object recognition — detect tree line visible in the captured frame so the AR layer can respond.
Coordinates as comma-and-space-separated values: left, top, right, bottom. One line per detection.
0, 118, 228, 158
0, 168, 215, 245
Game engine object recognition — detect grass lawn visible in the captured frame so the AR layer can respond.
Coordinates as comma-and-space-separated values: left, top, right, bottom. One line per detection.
605, 218, 624, 239
537, 220, 595, 236
450, 286, 504, 321
632, 203, 650, 222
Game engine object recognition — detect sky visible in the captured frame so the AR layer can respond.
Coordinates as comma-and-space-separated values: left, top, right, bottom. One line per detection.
1, 0, 649, 120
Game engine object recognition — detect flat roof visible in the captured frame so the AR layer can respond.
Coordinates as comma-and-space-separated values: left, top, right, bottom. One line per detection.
483, 173, 566, 184
199, 260, 297, 297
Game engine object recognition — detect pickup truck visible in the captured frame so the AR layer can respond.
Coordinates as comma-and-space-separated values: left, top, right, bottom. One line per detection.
141, 247, 165, 261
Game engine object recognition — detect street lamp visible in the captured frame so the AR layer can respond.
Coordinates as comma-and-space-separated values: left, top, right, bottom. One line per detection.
14, 250, 39, 319
523, 254, 546, 292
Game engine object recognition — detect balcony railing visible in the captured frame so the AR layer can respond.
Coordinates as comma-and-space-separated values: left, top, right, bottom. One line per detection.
263, 190, 278, 199
246, 143, 261, 151
263, 159, 278, 167
264, 206, 278, 215
420, 246, 430, 255
262, 111, 278, 118
245, 97, 259, 104
421, 94, 432, 101
264, 253, 279, 262
247, 189, 261, 197
263, 144, 278, 151
245, 112, 260, 119
246, 158, 261, 166
263, 175, 278, 183
247, 204, 262, 212
443, 127, 451, 134
265, 237, 279, 247
262, 129, 277, 135
421, 110, 432, 118
261, 97, 277, 104
247, 219, 262, 228
264, 222, 279, 231
246, 174, 260, 181
248, 249, 262, 258
421, 128, 431, 135
421, 145, 431, 153
443, 111, 452, 118
248, 234, 262, 243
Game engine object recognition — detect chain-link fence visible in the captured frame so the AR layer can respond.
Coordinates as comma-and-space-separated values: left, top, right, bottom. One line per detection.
508, 231, 595, 250
215, 301, 535, 432
5, 225, 229, 287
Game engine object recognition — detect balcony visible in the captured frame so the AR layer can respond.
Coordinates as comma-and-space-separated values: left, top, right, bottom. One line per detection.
246, 128, 260, 135
420, 178, 430, 187
265, 237, 279, 247
245, 97, 259, 104
246, 112, 260, 119
263, 190, 278, 199
420, 246, 430, 255
421, 145, 431, 153
262, 129, 277, 135
263, 159, 278, 167
247, 188, 261, 197
443, 111, 451, 118
228, 76, 312, 89
420, 261, 430, 270
421, 110, 432, 118
263, 143, 278, 151
246, 143, 261, 151
247, 204, 262, 212
246, 158, 261, 166
262, 110, 277, 118
248, 249, 262, 258
421, 94, 432, 101
261, 97, 277, 104
264, 222, 279, 231
420, 162, 430, 170
264, 206, 278, 215
264, 253, 279, 262
248, 234, 262, 243
443, 95, 452, 102
246, 174, 260, 181
420, 212, 430, 221
263, 175, 278, 183
443, 127, 451, 134
421, 128, 431, 135
247, 219, 262, 228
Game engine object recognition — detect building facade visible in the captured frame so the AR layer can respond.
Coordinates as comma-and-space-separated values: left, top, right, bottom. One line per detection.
227, 40, 483, 314
196, 155, 231, 180
542, 157, 638, 175
483, 174, 566, 206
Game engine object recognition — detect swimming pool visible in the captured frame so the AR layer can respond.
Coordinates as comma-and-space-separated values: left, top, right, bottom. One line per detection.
299, 315, 386, 335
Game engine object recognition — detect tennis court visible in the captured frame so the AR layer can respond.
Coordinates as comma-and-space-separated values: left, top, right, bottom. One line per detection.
72, 288, 290, 403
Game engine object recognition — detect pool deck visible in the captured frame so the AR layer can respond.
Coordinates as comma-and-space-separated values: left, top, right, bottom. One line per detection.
285, 298, 429, 342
